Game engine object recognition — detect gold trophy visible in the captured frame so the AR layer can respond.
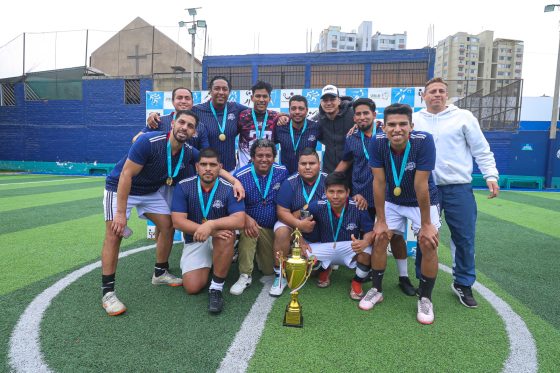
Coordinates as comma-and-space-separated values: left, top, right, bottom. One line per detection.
280, 228, 315, 328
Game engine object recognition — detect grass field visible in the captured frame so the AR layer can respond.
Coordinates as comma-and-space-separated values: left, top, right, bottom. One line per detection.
1, 174, 559, 372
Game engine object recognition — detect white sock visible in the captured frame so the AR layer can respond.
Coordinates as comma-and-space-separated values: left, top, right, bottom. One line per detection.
396, 259, 408, 277
209, 280, 224, 292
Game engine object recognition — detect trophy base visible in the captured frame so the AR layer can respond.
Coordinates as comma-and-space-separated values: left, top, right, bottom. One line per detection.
283, 304, 303, 328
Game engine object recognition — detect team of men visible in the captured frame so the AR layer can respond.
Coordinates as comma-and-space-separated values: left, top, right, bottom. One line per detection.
99, 76, 499, 324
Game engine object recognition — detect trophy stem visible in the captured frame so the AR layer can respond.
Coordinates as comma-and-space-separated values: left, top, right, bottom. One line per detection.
283, 291, 303, 328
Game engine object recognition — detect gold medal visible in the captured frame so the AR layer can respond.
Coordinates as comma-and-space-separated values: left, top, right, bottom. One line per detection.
303, 204, 308, 210
202, 218, 208, 223
394, 187, 402, 196
166, 177, 173, 186
219, 133, 226, 141
333, 242, 337, 249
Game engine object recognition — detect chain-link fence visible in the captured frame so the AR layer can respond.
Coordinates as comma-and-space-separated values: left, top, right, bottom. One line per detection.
453, 79, 522, 131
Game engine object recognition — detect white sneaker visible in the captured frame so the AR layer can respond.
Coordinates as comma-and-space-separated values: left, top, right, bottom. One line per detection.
102, 291, 127, 316
230, 274, 252, 295
417, 297, 435, 325
269, 275, 287, 297
152, 270, 183, 287
358, 288, 384, 311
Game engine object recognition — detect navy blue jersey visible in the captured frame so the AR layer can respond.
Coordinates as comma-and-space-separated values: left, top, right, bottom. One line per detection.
272, 119, 321, 174
368, 131, 438, 207
106, 132, 199, 195
342, 129, 374, 207
234, 163, 289, 229
192, 101, 248, 171
141, 112, 209, 150
308, 199, 374, 243
171, 176, 245, 243
276, 172, 328, 212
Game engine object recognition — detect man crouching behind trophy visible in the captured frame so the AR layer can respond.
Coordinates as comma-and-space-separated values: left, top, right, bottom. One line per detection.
279, 228, 315, 327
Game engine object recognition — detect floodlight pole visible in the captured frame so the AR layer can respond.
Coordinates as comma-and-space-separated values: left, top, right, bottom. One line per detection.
545, 4, 560, 188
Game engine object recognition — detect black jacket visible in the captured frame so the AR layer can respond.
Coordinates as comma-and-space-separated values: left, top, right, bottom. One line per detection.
316, 97, 354, 174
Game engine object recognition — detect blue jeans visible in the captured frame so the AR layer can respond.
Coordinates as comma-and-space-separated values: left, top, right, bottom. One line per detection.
415, 184, 477, 286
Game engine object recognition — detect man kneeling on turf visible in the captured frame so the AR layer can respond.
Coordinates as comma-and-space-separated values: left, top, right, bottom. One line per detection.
171, 148, 246, 314
360, 103, 440, 325
302, 172, 373, 300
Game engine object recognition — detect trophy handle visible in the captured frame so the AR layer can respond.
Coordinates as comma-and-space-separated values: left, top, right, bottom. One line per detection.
290, 255, 316, 294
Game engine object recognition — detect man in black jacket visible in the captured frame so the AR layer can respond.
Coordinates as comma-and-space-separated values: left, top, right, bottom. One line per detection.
315, 85, 355, 174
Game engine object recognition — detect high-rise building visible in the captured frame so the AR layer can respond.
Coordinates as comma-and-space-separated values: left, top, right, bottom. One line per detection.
357, 21, 372, 51
315, 26, 357, 52
434, 30, 524, 97
372, 32, 407, 51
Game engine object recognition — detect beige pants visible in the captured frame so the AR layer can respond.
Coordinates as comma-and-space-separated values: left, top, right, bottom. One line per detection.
237, 227, 274, 276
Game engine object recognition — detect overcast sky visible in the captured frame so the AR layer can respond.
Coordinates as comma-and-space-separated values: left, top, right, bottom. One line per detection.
0, 0, 557, 96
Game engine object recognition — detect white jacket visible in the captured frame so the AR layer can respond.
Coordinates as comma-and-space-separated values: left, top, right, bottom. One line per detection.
412, 104, 499, 186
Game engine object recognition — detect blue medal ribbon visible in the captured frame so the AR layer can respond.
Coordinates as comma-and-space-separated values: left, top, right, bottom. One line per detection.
167, 134, 185, 183
326, 200, 346, 244
360, 131, 370, 161
301, 174, 321, 206
389, 141, 411, 191
250, 164, 274, 203
289, 119, 308, 152
197, 176, 220, 221
209, 102, 228, 137
251, 109, 269, 139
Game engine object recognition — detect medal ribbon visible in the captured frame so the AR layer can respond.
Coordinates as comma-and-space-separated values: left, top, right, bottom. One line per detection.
389, 141, 411, 191
209, 102, 228, 137
197, 177, 220, 221
289, 119, 308, 152
251, 109, 269, 139
250, 164, 274, 202
167, 133, 185, 182
326, 200, 346, 244
360, 131, 370, 161
301, 174, 321, 205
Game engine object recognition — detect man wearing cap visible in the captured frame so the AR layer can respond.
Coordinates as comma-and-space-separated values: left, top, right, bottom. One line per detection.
315, 85, 355, 175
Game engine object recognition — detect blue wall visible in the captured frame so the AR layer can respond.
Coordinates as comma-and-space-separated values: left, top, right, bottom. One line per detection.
0, 79, 152, 164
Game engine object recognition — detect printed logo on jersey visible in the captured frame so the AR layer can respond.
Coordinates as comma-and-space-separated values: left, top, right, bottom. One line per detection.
213, 200, 225, 208
272, 182, 281, 190
346, 223, 358, 231
405, 162, 416, 171
308, 135, 316, 142
227, 113, 236, 120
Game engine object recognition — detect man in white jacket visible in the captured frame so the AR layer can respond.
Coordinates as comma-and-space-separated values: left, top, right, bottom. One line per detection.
413, 77, 499, 308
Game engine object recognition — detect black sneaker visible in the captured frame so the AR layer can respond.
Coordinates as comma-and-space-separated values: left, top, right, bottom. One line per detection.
398, 276, 417, 296
208, 289, 224, 314
452, 283, 478, 308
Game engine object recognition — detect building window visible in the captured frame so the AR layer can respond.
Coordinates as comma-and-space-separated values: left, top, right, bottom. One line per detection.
207, 66, 252, 90
0, 83, 16, 106
258, 65, 305, 89
124, 79, 141, 105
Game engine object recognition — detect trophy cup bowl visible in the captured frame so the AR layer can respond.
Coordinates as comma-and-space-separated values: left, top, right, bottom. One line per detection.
280, 228, 315, 328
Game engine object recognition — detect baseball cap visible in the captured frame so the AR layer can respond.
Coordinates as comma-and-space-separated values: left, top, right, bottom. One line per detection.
321, 85, 339, 99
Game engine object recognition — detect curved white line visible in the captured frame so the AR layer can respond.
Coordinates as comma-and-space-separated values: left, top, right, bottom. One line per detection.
9, 252, 537, 373
9, 244, 156, 373
439, 263, 537, 373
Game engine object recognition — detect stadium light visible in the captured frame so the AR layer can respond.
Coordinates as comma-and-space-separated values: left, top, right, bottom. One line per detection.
179, 7, 206, 91
544, 4, 560, 188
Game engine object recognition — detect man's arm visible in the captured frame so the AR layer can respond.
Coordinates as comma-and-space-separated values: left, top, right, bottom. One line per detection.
334, 159, 351, 173
113, 160, 144, 236
218, 170, 245, 201
372, 167, 389, 241
414, 170, 438, 250
277, 205, 315, 233
171, 212, 201, 236
193, 211, 246, 242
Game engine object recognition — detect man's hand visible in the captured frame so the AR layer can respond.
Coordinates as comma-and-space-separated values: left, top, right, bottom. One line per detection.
300, 238, 312, 256
147, 112, 161, 129
346, 124, 358, 136
111, 212, 127, 237
193, 220, 214, 242
212, 229, 235, 241
244, 215, 260, 238
418, 223, 439, 251
232, 180, 245, 201
350, 234, 368, 253
298, 216, 316, 233
276, 114, 290, 126
487, 179, 500, 199
372, 220, 390, 245
352, 194, 368, 210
